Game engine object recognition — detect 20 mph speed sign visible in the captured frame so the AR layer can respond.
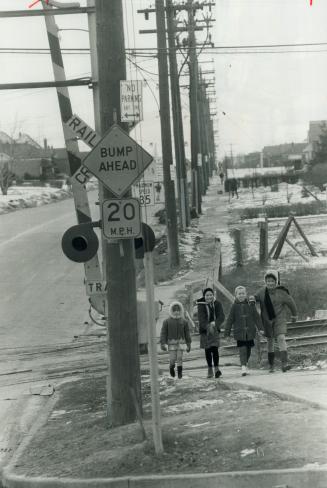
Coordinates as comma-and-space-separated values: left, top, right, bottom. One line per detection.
102, 198, 141, 240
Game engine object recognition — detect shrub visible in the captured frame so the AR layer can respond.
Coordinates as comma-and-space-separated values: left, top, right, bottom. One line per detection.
240, 201, 326, 220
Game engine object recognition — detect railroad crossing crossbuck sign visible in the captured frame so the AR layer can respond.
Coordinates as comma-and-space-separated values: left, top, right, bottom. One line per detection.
82, 124, 153, 197
102, 198, 141, 240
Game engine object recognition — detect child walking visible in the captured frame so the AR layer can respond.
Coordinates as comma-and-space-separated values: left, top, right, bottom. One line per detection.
254, 270, 297, 373
197, 287, 225, 378
160, 301, 192, 379
224, 286, 262, 376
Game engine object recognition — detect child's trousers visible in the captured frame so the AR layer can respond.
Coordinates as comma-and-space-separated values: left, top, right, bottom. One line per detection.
267, 334, 287, 353
169, 348, 183, 367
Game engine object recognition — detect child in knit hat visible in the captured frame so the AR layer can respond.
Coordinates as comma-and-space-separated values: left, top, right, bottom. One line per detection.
224, 286, 263, 376
254, 270, 297, 373
160, 301, 192, 379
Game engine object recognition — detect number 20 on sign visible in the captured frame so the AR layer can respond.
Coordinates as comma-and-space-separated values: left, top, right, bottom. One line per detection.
101, 198, 141, 240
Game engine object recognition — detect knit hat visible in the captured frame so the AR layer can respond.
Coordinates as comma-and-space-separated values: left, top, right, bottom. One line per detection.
202, 287, 214, 297
264, 269, 279, 284
234, 285, 247, 295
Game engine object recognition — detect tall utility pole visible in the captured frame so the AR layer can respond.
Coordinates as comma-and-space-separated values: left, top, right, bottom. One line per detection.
166, 0, 190, 230
188, 0, 202, 215
155, 0, 180, 267
95, 0, 142, 426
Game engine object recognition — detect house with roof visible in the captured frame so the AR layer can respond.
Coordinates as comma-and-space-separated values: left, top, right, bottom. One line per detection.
0, 131, 54, 180
303, 120, 327, 163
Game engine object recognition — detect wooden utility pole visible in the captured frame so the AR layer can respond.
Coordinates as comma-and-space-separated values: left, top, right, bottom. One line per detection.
95, 0, 142, 426
188, 0, 202, 214
155, 0, 180, 267
166, 0, 190, 230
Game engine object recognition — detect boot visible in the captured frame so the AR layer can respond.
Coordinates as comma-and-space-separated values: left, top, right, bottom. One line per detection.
169, 365, 175, 378
280, 351, 291, 372
214, 366, 222, 378
268, 352, 275, 373
241, 365, 247, 377
207, 366, 214, 378
177, 366, 183, 379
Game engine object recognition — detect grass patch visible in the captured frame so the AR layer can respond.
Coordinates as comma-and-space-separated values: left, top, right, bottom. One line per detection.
13, 376, 327, 478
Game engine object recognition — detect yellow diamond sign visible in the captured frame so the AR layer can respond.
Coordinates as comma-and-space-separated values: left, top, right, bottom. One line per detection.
82, 124, 153, 197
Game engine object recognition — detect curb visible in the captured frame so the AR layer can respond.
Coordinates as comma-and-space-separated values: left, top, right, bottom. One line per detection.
3, 467, 327, 488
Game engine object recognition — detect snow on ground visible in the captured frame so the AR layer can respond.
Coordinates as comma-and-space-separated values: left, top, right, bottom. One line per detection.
228, 181, 324, 211
0, 181, 97, 215
207, 181, 327, 273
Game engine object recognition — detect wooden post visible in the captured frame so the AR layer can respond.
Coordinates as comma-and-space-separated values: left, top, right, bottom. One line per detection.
232, 227, 243, 267
292, 217, 318, 256
144, 251, 164, 454
213, 237, 222, 282
285, 238, 309, 262
258, 217, 268, 264
95, 0, 141, 426
155, 0, 180, 267
268, 214, 293, 259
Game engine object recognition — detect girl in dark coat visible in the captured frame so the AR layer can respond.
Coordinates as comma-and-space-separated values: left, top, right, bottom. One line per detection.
224, 286, 263, 376
197, 287, 225, 378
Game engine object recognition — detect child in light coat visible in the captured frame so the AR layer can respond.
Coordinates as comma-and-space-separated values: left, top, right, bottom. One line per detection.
160, 301, 192, 379
224, 286, 263, 376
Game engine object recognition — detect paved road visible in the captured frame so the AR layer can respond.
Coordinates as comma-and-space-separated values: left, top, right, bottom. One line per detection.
0, 191, 101, 349
0, 191, 104, 467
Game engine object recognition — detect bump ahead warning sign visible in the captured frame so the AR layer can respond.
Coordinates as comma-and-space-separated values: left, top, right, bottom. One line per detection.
82, 124, 153, 197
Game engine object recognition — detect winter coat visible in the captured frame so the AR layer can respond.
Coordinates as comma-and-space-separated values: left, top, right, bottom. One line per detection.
197, 298, 225, 349
160, 301, 192, 350
224, 300, 262, 341
255, 286, 297, 338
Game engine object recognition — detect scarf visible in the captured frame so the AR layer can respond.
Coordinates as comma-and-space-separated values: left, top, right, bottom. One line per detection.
264, 287, 276, 320
206, 301, 216, 322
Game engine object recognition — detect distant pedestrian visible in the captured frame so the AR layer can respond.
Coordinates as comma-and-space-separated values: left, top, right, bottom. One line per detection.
160, 301, 192, 379
230, 178, 239, 198
197, 287, 225, 378
224, 286, 263, 376
254, 270, 297, 373
219, 171, 225, 184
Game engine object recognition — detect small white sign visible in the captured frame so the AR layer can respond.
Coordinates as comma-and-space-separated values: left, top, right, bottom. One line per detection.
120, 80, 143, 123
133, 181, 155, 206
85, 280, 107, 295
102, 198, 141, 240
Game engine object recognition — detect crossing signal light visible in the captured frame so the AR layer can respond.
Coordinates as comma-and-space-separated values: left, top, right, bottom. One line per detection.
62, 223, 99, 263
134, 223, 156, 259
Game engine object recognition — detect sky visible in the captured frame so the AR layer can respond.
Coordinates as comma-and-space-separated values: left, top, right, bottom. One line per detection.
0, 0, 327, 161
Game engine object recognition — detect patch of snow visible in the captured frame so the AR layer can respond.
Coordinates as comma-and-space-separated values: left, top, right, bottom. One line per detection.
165, 398, 223, 413
240, 448, 256, 457
184, 421, 210, 428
